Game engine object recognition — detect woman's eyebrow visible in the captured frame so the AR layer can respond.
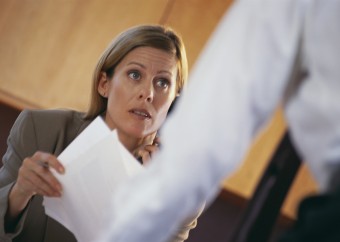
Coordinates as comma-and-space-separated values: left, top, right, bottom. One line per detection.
128, 62, 173, 76
157, 70, 173, 76
127, 62, 145, 69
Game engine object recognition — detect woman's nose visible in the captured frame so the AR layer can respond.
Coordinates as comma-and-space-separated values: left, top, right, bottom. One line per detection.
138, 84, 154, 103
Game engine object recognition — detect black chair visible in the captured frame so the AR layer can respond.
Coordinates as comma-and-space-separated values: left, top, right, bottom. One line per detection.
228, 131, 302, 242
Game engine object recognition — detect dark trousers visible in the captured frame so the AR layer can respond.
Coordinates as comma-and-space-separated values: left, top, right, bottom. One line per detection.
279, 170, 340, 242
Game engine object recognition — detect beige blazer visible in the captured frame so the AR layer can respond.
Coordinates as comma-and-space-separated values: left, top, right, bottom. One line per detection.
0, 109, 198, 242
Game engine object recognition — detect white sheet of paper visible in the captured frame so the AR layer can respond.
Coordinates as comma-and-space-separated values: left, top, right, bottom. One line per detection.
43, 117, 143, 242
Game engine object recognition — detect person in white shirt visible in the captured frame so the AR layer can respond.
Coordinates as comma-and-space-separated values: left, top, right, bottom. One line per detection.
96, 0, 340, 241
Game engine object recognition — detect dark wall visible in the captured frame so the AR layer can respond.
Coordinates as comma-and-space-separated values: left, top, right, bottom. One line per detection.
0, 102, 20, 165
187, 193, 245, 242
187, 191, 291, 242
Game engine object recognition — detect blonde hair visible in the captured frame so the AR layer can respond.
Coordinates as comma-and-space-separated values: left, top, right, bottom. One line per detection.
85, 25, 188, 119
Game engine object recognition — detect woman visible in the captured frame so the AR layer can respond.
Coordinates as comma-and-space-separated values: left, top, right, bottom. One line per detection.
0, 25, 199, 242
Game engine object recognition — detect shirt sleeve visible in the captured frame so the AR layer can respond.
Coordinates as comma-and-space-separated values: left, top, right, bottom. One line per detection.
96, 0, 307, 241
284, 0, 340, 191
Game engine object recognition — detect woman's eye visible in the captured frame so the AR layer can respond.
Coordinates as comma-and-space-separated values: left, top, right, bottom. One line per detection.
156, 79, 170, 89
128, 71, 141, 80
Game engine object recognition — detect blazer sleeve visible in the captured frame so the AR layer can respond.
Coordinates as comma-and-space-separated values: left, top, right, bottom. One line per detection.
0, 110, 38, 241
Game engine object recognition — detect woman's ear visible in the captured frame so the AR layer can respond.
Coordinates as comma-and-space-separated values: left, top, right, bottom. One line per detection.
98, 72, 109, 98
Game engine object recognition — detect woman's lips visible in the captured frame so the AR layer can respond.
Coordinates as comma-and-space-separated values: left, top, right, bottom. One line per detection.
129, 109, 151, 119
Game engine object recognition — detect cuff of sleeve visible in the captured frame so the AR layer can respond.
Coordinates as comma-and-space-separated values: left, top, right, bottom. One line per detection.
167, 202, 205, 242
0, 182, 31, 240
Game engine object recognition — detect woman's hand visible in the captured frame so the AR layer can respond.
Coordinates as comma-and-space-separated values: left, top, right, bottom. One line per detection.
13, 151, 64, 199
134, 136, 161, 165
5, 151, 65, 232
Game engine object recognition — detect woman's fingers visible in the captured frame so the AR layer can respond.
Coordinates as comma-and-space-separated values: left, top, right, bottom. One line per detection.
17, 168, 60, 197
31, 164, 62, 196
153, 136, 161, 148
32, 153, 63, 191
135, 142, 161, 165
32, 151, 65, 174
138, 150, 152, 165
16, 151, 64, 198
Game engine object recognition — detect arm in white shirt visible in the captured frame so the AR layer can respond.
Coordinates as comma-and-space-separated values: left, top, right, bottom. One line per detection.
284, 0, 340, 191
96, 0, 319, 241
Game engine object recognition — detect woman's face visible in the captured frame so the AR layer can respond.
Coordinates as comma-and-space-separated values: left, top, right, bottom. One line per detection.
98, 46, 178, 139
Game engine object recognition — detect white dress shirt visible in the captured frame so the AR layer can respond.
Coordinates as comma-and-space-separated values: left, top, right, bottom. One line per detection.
96, 0, 340, 241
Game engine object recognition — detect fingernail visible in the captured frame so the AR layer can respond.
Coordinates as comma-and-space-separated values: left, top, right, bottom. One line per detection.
58, 166, 65, 174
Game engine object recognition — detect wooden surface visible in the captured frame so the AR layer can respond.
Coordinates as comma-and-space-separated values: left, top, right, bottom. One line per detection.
0, 0, 231, 110
164, 0, 234, 69
0, 0, 318, 219
0, 0, 168, 110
